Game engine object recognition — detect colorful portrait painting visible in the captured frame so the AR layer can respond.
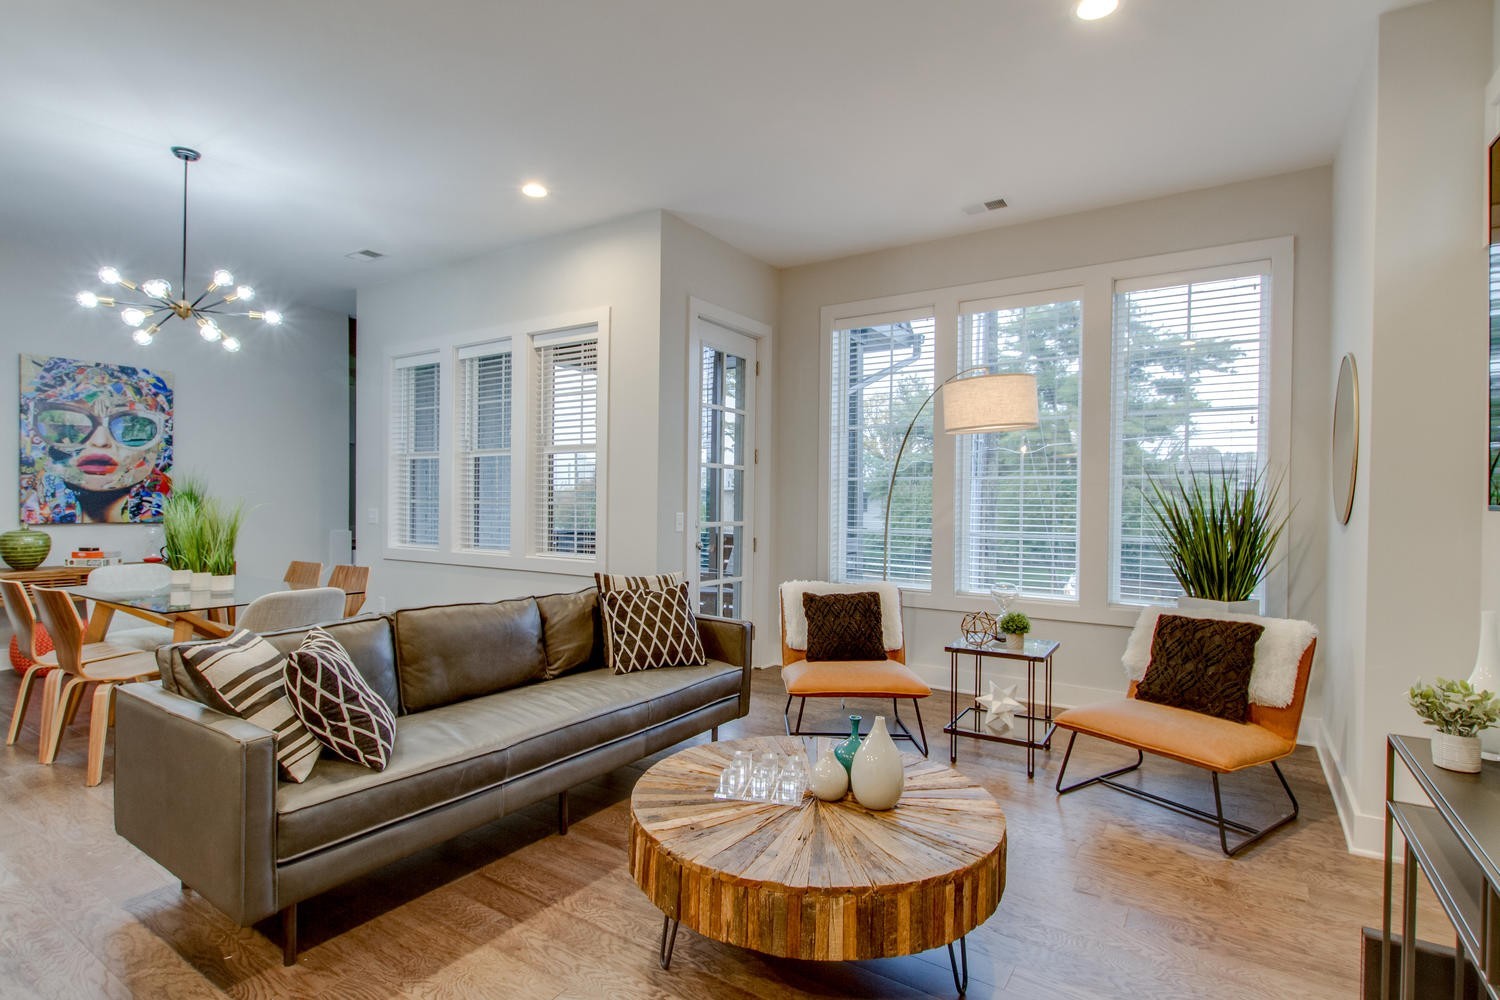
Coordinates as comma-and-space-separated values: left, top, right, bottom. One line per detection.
19, 355, 173, 524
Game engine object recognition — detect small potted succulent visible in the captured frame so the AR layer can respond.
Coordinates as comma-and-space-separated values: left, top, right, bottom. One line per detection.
999, 612, 1031, 651
1408, 678, 1500, 773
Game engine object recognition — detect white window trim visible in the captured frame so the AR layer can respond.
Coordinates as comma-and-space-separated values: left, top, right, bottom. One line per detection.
817, 237, 1294, 628
387, 349, 443, 555
382, 307, 611, 575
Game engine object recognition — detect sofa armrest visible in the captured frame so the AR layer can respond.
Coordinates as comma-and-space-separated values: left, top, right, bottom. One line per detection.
696, 615, 753, 718
114, 681, 279, 925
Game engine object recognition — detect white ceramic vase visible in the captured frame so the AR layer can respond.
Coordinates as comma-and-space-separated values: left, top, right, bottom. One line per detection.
1432, 732, 1483, 774
850, 716, 904, 811
190, 572, 212, 592
809, 739, 850, 802
210, 574, 235, 593
169, 569, 192, 588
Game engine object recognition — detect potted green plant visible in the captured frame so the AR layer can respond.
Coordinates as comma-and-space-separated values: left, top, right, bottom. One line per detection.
999, 611, 1031, 651
205, 499, 244, 593
1408, 678, 1500, 773
1145, 463, 1289, 614
163, 477, 207, 588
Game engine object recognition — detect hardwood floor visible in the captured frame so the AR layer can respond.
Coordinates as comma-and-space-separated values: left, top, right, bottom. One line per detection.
0, 666, 1445, 999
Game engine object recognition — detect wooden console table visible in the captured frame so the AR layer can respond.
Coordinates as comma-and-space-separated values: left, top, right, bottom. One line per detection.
0, 565, 94, 597
1382, 733, 1500, 998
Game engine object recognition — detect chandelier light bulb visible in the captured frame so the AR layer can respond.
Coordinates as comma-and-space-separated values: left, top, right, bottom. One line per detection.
221, 336, 241, 353
263, 309, 283, 325
133, 328, 155, 346
76, 291, 99, 308
142, 278, 172, 299
233, 285, 253, 301
197, 319, 221, 342
120, 307, 147, 327
212, 269, 234, 287
98, 266, 121, 285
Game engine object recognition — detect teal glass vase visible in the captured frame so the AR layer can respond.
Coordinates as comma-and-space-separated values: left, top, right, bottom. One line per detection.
834, 715, 863, 775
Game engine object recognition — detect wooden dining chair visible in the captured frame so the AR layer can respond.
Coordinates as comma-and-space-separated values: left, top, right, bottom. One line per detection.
327, 564, 369, 616
284, 561, 324, 589
31, 587, 159, 785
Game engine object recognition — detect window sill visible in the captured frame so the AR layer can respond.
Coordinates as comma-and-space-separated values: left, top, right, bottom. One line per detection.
896, 589, 1145, 629
382, 545, 599, 577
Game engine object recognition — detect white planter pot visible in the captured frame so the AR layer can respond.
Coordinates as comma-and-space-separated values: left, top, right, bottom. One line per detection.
809, 739, 850, 802
850, 716, 905, 811
169, 569, 192, 588
1176, 596, 1260, 615
190, 572, 212, 592
1003, 632, 1026, 651
1432, 733, 1483, 773
210, 574, 235, 593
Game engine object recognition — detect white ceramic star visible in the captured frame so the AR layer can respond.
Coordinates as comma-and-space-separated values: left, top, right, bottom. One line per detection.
976, 680, 1023, 735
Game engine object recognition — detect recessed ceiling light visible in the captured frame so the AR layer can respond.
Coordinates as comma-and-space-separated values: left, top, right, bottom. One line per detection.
1074, 0, 1119, 20
521, 181, 549, 198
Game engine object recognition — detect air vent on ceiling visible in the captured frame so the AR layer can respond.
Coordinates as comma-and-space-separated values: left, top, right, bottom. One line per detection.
345, 249, 386, 261
984, 197, 1008, 211
961, 197, 1008, 216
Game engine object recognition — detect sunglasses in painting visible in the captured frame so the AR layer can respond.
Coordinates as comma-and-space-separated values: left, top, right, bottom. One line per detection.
30, 403, 167, 451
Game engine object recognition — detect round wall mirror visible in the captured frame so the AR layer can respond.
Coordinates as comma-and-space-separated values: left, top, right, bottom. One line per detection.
1331, 353, 1359, 525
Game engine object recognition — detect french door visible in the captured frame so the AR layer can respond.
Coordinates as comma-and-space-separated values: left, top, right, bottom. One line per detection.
689, 324, 757, 618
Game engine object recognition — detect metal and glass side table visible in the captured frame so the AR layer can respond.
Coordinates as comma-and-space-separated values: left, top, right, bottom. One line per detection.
943, 636, 1060, 779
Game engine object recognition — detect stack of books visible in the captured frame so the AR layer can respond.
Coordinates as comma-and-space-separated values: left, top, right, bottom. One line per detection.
64, 548, 123, 567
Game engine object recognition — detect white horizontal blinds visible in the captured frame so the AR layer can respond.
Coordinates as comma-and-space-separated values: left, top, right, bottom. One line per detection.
829, 313, 936, 587
390, 359, 440, 548
457, 346, 512, 552
1111, 265, 1271, 604
533, 332, 599, 558
958, 298, 1082, 599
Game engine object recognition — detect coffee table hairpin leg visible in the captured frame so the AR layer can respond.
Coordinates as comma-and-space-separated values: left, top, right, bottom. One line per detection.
947, 936, 968, 995
659, 915, 679, 970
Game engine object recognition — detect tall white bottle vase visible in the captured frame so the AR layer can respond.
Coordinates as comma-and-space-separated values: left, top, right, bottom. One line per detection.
1471, 611, 1500, 759
850, 715, 905, 811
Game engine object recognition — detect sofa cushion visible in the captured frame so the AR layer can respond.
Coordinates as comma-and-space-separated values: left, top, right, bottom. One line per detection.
802, 591, 886, 661
1136, 615, 1265, 722
1055, 698, 1293, 773
274, 661, 743, 861
599, 582, 706, 673
535, 588, 602, 680
393, 598, 546, 711
260, 615, 401, 716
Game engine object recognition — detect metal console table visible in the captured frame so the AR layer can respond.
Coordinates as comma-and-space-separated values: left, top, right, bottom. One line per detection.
943, 636, 1059, 779
1382, 733, 1500, 999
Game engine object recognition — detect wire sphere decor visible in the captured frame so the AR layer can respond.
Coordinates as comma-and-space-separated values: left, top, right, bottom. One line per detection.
961, 611, 998, 646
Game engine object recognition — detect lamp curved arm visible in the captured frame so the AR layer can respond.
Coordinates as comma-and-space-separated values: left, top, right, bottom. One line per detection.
881, 366, 991, 581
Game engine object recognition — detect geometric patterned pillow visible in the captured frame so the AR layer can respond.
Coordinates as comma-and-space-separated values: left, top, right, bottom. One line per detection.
802, 591, 886, 661
176, 629, 321, 783
597, 581, 706, 674
595, 571, 684, 594
284, 628, 397, 771
1136, 614, 1266, 722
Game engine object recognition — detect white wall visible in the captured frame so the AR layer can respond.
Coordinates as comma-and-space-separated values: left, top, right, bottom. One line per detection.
0, 235, 349, 580
354, 211, 665, 611
658, 214, 779, 642
774, 168, 1334, 718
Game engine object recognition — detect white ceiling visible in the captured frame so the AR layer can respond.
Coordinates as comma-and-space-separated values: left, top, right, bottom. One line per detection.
1, 0, 1407, 315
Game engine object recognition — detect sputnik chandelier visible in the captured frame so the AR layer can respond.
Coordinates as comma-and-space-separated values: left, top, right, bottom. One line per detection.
76, 146, 281, 353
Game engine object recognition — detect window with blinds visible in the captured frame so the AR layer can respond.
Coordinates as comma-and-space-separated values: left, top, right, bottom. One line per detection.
829, 315, 935, 587
457, 345, 512, 552
390, 359, 440, 548
957, 297, 1082, 599
1110, 265, 1271, 604
533, 333, 598, 558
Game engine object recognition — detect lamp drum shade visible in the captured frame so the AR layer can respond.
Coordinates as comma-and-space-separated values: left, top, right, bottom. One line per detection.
940, 373, 1039, 434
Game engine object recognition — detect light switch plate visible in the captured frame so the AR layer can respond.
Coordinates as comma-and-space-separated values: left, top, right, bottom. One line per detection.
674, 512, 684, 532
367, 507, 379, 525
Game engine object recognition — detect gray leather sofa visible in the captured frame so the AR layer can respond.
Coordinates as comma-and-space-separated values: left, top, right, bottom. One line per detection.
112, 593, 752, 963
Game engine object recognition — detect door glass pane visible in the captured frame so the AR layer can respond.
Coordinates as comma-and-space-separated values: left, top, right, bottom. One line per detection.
722, 355, 745, 411
721, 525, 741, 577
698, 587, 721, 616
700, 527, 720, 581
700, 466, 720, 523
720, 468, 743, 523
720, 582, 740, 618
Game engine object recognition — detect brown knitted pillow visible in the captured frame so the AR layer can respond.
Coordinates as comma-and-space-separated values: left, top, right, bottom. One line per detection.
802, 591, 887, 661
1136, 614, 1265, 722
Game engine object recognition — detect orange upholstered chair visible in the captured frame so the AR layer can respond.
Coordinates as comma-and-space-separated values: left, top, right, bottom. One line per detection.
779, 581, 931, 755
1054, 609, 1317, 856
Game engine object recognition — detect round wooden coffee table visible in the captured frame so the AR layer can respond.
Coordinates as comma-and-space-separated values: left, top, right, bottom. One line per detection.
628, 735, 1007, 994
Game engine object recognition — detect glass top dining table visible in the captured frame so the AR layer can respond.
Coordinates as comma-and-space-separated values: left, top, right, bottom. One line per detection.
62, 576, 357, 644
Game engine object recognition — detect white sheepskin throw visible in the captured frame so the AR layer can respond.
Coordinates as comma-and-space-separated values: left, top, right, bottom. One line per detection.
780, 580, 903, 651
1121, 607, 1317, 709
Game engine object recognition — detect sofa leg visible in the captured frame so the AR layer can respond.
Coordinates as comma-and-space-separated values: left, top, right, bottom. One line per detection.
281, 903, 298, 966
710, 726, 719, 742
557, 790, 569, 835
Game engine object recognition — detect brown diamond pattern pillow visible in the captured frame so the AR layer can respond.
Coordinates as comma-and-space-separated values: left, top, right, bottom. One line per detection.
598, 581, 707, 673
1136, 614, 1265, 722
803, 591, 887, 661
284, 628, 397, 771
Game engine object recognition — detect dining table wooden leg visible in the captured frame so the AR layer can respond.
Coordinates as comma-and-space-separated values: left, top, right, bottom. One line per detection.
82, 605, 114, 644
171, 618, 198, 643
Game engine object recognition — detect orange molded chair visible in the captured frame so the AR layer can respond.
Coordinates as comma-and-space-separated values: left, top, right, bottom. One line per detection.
779, 581, 930, 756
1054, 613, 1316, 857
327, 564, 369, 617
284, 561, 324, 588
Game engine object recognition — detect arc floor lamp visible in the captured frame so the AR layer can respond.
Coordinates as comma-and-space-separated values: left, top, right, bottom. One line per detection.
882, 369, 1040, 580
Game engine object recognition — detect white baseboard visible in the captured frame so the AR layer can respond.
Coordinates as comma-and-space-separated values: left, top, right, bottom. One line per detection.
1314, 718, 1384, 858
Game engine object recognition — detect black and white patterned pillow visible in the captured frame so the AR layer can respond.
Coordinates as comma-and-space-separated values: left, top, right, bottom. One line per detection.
598, 581, 706, 674
595, 571, 684, 594
284, 628, 396, 771
177, 629, 321, 783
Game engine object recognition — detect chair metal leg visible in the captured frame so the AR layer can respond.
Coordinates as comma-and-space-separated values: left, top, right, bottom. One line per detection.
1055, 731, 1298, 857
911, 698, 929, 758
947, 935, 968, 996
795, 697, 807, 733
281, 902, 298, 966
787, 696, 929, 754
783, 694, 794, 736
890, 698, 930, 757
658, 914, 679, 970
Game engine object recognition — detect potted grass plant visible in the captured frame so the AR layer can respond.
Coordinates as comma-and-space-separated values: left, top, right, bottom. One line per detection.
163, 477, 207, 589
205, 499, 243, 593
1145, 464, 1289, 614
1408, 678, 1500, 773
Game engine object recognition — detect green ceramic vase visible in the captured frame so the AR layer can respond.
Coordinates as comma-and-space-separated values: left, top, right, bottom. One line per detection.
834, 715, 863, 775
0, 526, 50, 571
